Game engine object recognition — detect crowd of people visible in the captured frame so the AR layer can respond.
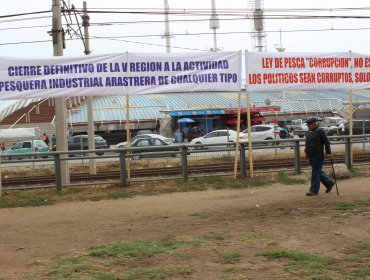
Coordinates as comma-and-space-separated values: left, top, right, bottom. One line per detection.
181, 124, 202, 142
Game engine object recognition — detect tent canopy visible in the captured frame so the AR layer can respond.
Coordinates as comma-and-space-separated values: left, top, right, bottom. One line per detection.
0, 127, 38, 139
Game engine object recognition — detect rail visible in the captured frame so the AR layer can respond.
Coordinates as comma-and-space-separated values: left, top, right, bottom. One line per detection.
1, 135, 369, 191
9, 113, 28, 129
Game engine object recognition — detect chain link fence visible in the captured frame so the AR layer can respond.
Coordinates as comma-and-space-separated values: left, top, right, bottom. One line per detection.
1, 136, 370, 191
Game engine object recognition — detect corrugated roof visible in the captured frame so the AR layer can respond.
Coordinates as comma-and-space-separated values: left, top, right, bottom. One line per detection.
68, 90, 362, 123
2, 90, 370, 125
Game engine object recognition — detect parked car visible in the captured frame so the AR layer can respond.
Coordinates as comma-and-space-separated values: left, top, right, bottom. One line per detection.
190, 129, 247, 149
242, 125, 281, 145
3, 139, 49, 160
128, 137, 181, 159
115, 134, 173, 149
327, 120, 370, 139
67, 135, 108, 155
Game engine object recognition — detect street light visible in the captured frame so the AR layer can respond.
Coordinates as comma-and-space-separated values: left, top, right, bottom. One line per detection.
274, 28, 285, 52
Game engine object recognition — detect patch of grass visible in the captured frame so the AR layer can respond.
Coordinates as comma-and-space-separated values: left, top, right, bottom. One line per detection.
261, 249, 335, 277
89, 196, 103, 202
46, 256, 95, 279
88, 239, 204, 259
351, 167, 370, 178
193, 176, 225, 184
224, 264, 256, 272
353, 199, 370, 206
219, 276, 247, 280
276, 171, 306, 185
217, 251, 243, 264
335, 200, 370, 214
0, 170, 305, 209
240, 231, 278, 246
212, 177, 270, 190
343, 240, 370, 278
203, 232, 230, 241
0, 196, 53, 208
276, 207, 317, 217
213, 182, 247, 190
122, 266, 193, 280
108, 190, 134, 200
336, 201, 356, 211
246, 178, 270, 187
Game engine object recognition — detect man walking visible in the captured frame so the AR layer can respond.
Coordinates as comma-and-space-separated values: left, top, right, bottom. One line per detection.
304, 117, 335, 196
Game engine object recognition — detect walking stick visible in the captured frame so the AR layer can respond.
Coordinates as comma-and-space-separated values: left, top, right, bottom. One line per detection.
330, 157, 339, 196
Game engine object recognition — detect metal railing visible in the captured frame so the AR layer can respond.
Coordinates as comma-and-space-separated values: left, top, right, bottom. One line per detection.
1, 135, 370, 191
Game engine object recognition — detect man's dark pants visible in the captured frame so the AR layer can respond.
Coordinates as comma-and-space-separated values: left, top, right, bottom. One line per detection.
308, 153, 334, 194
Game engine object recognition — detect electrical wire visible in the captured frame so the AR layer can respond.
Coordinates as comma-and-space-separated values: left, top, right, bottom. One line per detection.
87, 36, 209, 52
0, 15, 51, 24
0, 10, 50, 19
2, 12, 370, 32
1, 6, 370, 52
2, 25, 370, 48
0, 39, 51, 46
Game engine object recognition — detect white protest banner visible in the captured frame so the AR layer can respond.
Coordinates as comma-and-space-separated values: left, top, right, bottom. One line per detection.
351, 52, 370, 89
0, 51, 241, 100
246, 52, 355, 91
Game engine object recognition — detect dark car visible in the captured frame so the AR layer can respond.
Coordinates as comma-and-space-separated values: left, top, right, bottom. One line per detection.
327, 120, 370, 140
344, 120, 370, 139
129, 137, 181, 159
67, 135, 108, 155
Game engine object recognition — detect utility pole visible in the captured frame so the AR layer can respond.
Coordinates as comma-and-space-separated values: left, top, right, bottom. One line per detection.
52, 0, 69, 185
163, 0, 171, 53
82, 1, 96, 175
210, 0, 220, 52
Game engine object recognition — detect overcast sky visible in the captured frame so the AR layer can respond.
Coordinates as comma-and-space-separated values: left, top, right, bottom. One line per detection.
1, 0, 370, 58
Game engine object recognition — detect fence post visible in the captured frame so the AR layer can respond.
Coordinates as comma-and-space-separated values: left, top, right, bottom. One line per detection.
345, 137, 352, 169
294, 139, 301, 174
180, 145, 188, 181
54, 153, 62, 191
240, 143, 246, 177
119, 150, 127, 187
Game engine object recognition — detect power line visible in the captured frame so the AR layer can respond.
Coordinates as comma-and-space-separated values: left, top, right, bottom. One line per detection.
2, 12, 370, 32
2, 25, 370, 48
0, 10, 50, 19
0, 15, 51, 24
91, 36, 208, 52
0, 24, 50, 31
0, 39, 51, 46
88, 26, 370, 40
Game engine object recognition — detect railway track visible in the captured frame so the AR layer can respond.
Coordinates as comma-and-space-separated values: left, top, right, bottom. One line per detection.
2, 155, 362, 189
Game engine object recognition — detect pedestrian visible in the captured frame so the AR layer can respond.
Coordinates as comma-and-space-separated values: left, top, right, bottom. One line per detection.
104, 129, 111, 148
155, 120, 161, 134
182, 126, 189, 142
304, 117, 335, 196
51, 134, 56, 146
338, 122, 345, 135
42, 133, 50, 146
0, 141, 5, 153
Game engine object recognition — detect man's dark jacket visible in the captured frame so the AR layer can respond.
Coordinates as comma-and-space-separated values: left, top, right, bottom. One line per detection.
305, 127, 331, 155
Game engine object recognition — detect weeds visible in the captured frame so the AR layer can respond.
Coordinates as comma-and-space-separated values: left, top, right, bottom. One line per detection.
335, 200, 370, 214
261, 249, 336, 277
217, 251, 243, 264
122, 266, 193, 280
88, 239, 204, 259
276, 171, 306, 185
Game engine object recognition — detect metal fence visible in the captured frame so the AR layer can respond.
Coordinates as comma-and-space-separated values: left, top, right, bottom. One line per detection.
1, 135, 370, 191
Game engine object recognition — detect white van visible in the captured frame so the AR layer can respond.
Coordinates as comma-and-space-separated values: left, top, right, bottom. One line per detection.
324, 117, 345, 127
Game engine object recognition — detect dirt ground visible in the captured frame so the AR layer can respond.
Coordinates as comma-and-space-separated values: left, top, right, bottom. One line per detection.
0, 177, 369, 280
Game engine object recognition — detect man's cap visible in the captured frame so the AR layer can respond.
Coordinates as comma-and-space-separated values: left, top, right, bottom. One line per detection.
305, 117, 318, 124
